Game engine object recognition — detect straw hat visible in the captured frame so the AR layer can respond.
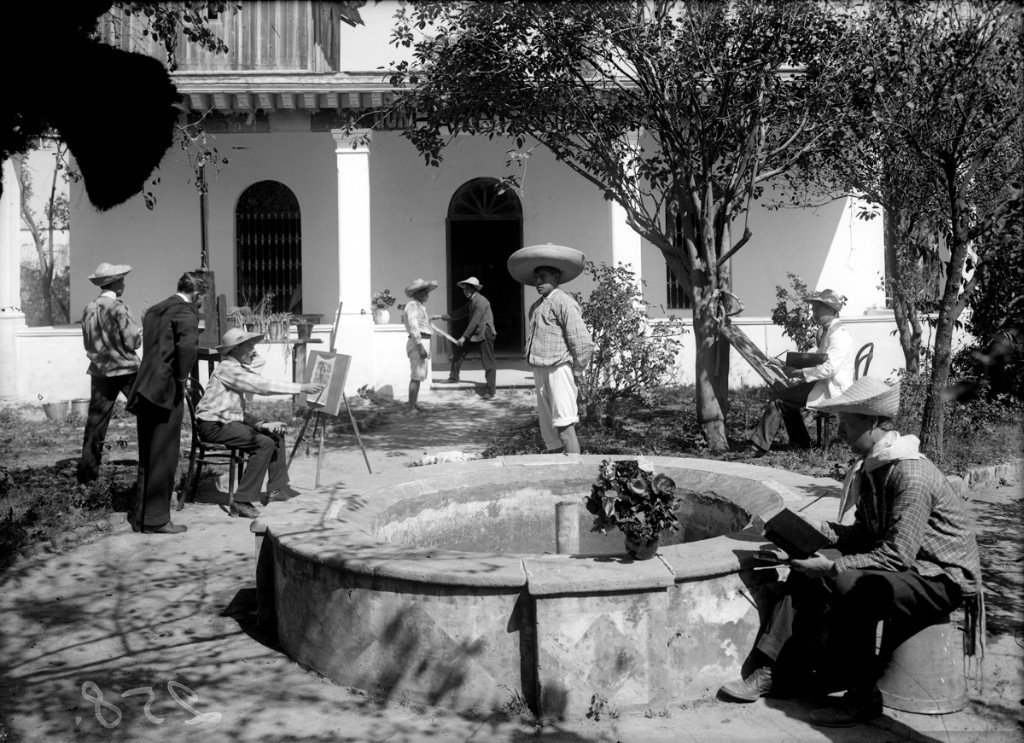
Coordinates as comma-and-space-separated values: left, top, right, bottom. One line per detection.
404, 278, 439, 298
803, 289, 843, 312
217, 328, 264, 355
456, 276, 483, 291
88, 262, 132, 286
814, 377, 900, 418
507, 243, 586, 285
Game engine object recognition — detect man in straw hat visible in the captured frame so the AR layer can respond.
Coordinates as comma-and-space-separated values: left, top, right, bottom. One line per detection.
403, 278, 441, 414
125, 271, 208, 534
508, 244, 593, 454
76, 262, 142, 484
439, 276, 497, 397
720, 377, 981, 728
194, 329, 324, 519
749, 288, 855, 454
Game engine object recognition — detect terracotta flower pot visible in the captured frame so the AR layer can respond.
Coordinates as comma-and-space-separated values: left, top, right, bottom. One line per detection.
624, 533, 660, 561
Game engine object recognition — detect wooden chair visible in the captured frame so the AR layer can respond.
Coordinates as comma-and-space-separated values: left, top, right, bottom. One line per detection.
180, 379, 248, 511
815, 342, 875, 448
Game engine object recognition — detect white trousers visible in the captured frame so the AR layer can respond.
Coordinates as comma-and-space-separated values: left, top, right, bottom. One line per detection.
533, 363, 579, 450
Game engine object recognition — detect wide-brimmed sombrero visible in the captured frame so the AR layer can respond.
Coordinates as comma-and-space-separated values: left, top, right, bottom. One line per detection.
456, 276, 483, 291
404, 278, 439, 298
803, 289, 843, 311
814, 377, 900, 418
507, 243, 586, 285
88, 262, 132, 286
217, 328, 265, 355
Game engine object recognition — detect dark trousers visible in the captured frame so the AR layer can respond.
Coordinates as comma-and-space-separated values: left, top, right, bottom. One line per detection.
756, 569, 962, 694
448, 328, 497, 394
196, 420, 288, 502
132, 397, 184, 528
77, 373, 136, 483
750, 381, 815, 451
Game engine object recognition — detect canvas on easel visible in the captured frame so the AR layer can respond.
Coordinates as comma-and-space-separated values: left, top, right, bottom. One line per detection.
303, 350, 351, 417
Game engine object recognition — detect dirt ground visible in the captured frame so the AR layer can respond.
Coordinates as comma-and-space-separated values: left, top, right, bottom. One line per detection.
0, 388, 1021, 742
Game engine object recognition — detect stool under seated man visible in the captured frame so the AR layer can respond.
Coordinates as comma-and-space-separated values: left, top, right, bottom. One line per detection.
720, 377, 982, 727
749, 289, 854, 453
195, 329, 323, 519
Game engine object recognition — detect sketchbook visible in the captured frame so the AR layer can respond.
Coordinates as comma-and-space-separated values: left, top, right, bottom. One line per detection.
761, 506, 829, 560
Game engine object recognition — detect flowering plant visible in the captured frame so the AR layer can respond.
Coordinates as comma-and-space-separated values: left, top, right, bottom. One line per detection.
371, 289, 396, 310
584, 459, 680, 541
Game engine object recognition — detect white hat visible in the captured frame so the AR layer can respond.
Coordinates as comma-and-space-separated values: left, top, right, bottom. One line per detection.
404, 278, 439, 298
507, 244, 586, 285
217, 328, 264, 355
814, 377, 900, 418
457, 276, 483, 291
88, 262, 132, 286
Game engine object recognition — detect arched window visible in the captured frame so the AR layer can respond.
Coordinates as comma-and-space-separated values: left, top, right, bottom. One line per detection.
448, 177, 523, 220
235, 181, 302, 314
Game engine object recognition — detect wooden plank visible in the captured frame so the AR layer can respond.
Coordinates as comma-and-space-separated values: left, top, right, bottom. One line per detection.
719, 323, 791, 391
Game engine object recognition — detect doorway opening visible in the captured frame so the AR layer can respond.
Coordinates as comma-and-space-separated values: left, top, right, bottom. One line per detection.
447, 178, 523, 354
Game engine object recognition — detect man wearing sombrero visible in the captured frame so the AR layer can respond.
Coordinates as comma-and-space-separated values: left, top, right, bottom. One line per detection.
440, 276, 497, 397
749, 288, 855, 453
402, 278, 441, 414
508, 244, 593, 454
720, 377, 981, 727
76, 262, 142, 483
195, 329, 324, 519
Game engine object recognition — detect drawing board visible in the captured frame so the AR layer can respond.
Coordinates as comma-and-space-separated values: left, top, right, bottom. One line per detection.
719, 323, 792, 391
302, 350, 351, 417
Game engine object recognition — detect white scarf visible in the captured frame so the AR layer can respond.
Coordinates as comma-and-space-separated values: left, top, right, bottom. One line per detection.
837, 431, 923, 520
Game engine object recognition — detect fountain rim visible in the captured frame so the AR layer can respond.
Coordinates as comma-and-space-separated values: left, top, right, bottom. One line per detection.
253, 454, 841, 596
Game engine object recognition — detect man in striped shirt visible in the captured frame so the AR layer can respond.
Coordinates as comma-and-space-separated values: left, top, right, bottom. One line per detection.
508, 244, 593, 454
77, 262, 142, 483
196, 329, 323, 519
720, 378, 981, 727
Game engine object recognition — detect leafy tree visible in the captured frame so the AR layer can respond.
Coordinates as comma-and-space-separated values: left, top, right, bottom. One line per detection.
846, 1, 1023, 460
13, 141, 73, 325
384, 1, 862, 451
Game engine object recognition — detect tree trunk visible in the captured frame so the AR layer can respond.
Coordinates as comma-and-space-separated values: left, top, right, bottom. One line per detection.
40, 261, 55, 326
884, 205, 922, 372
692, 283, 730, 452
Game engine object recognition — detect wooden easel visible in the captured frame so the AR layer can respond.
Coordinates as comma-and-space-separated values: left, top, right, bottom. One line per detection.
288, 301, 372, 482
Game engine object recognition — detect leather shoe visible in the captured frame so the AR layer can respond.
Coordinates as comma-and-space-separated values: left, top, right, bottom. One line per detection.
142, 522, 188, 534
229, 501, 260, 519
809, 689, 882, 727
719, 666, 773, 702
260, 485, 301, 505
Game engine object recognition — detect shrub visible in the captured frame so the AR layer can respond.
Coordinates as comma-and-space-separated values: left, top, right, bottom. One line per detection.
771, 273, 847, 352
573, 262, 686, 416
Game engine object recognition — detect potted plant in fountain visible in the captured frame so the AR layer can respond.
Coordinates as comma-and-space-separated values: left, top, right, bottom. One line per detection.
371, 289, 396, 324
584, 459, 681, 560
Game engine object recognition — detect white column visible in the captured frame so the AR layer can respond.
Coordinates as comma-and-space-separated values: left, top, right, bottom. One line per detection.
610, 133, 642, 279
0, 159, 27, 400
332, 129, 372, 319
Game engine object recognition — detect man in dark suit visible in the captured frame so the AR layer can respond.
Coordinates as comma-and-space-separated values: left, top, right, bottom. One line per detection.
125, 271, 207, 534
440, 276, 498, 398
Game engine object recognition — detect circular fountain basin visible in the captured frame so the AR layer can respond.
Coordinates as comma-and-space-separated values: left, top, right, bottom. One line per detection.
253, 455, 840, 718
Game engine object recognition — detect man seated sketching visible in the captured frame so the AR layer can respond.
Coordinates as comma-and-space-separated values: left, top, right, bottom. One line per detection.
721, 377, 981, 727
195, 329, 322, 519
749, 289, 854, 453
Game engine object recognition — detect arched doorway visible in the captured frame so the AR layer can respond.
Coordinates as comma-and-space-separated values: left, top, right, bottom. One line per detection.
447, 178, 523, 353
235, 181, 302, 313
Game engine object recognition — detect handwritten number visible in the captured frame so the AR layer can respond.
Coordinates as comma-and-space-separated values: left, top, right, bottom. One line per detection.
167, 680, 222, 725
81, 681, 122, 729
122, 686, 163, 724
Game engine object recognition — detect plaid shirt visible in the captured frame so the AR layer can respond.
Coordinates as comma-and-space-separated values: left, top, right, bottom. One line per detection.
526, 289, 593, 372
195, 354, 301, 425
81, 292, 142, 377
822, 458, 981, 595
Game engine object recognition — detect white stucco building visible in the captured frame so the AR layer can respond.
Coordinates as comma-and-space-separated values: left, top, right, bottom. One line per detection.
1, 1, 909, 404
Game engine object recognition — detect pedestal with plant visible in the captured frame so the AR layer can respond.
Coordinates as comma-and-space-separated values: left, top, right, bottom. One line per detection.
584, 459, 681, 560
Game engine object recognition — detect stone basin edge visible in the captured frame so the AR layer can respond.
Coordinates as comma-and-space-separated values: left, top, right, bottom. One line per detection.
258, 455, 842, 593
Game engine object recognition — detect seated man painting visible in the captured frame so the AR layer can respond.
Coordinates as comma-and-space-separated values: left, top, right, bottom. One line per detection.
749, 289, 854, 453
195, 329, 323, 519
720, 377, 982, 727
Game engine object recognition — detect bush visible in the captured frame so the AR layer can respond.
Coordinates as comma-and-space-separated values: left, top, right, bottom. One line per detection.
771, 273, 847, 352
572, 262, 686, 416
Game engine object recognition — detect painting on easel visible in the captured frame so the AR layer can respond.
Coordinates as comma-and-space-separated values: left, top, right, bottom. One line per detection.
302, 350, 352, 417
